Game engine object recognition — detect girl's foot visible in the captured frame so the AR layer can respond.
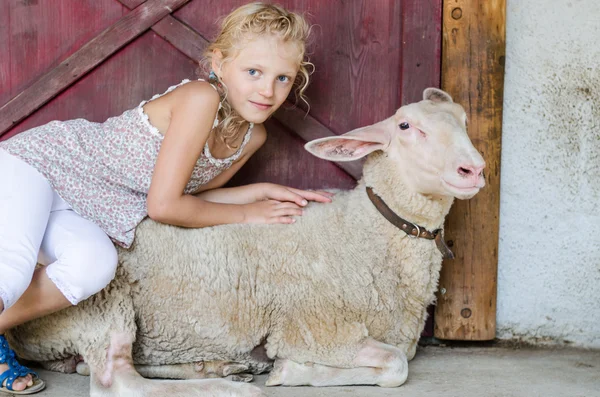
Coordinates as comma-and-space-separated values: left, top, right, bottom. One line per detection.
0, 362, 32, 391
0, 335, 45, 394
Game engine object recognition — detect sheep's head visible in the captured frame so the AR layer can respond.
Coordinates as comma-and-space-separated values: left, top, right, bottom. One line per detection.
305, 88, 486, 200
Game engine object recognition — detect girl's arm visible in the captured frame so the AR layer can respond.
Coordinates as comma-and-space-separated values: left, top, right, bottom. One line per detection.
196, 183, 333, 205
195, 125, 333, 206
147, 81, 248, 227
146, 82, 329, 228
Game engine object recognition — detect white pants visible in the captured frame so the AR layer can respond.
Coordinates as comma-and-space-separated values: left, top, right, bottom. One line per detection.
0, 149, 118, 311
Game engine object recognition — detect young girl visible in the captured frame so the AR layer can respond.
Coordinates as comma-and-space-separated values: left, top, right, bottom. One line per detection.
0, 2, 331, 393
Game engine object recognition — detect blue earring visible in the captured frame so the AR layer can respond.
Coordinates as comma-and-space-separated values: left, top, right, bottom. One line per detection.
209, 70, 222, 88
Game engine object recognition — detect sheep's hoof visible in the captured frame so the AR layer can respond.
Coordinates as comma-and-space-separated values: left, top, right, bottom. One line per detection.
76, 361, 90, 376
231, 373, 254, 383
264, 376, 281, 387
40, 356, 82, 374
222, 363, 249, 377
264, 360, 287, 386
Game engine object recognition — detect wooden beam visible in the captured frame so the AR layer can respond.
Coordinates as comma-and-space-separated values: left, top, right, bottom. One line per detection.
150, 16, 208, 62
117, 0, 208, 61
117, 0, 147, 8
275, 107, 363, 180
434, 0, 505, 340
0, 0, 190, 137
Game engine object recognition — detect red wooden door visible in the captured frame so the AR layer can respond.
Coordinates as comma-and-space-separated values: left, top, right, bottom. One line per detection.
0, 0, 442, 332
1, 0, 441, 186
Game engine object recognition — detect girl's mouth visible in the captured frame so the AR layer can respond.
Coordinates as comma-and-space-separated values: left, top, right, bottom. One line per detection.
249, 101, 272, 111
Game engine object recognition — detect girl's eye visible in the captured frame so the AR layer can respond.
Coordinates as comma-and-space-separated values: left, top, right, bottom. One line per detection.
277, 75, 290, 83
248, 69, 258, 76
399, 122, 410, 130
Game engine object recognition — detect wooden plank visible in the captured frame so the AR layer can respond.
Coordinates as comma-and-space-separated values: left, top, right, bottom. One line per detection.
399, 0, 443, 105
150, 15, 208, 61
0, 1, 9, 105
0, 0, 190, 137
227, 117, 358, 191
3, 30, 201, 142
118, 0, 147, 8
0, 0, 126, 108
398, 0, 443, 338
434, 0, 505, 340
117, 0, 208, 61
275, 107, 363, 180
293, 0, 402, 133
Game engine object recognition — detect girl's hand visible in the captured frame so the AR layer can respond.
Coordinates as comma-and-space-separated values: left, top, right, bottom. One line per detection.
258, 183, 334, 207
242, 200, 304, 224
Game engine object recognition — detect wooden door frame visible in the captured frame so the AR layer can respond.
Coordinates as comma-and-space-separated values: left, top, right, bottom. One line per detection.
434, 0, 505, 341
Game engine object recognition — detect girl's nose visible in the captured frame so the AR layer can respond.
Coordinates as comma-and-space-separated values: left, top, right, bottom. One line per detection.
260, 81, 274, 97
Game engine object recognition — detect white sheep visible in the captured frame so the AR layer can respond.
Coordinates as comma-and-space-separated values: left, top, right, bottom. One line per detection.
7, 88, 485, 397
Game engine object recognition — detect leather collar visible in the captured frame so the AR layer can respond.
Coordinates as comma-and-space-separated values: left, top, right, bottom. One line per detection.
366, 187, 454, 260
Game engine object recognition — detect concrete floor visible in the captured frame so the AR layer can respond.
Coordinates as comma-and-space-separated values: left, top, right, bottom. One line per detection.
18, 346, 600, 397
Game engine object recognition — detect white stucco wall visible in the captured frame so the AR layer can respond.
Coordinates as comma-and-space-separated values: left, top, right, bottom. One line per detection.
497, 0, 600, 348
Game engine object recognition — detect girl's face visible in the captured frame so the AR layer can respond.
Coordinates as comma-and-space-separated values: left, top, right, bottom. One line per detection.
214, 35, 301, 124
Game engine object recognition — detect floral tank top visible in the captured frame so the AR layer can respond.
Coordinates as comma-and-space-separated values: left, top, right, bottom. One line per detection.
0, 79, 253, 248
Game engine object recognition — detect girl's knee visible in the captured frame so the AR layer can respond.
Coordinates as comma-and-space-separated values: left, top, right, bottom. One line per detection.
77, 243, 118, 292
49, 242, 118, 304
86, 244, 118, 287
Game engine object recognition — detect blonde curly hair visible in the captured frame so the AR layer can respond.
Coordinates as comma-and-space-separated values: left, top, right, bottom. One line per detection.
202, 2, 313, 149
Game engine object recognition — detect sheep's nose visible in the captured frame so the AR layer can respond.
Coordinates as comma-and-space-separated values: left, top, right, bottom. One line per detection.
457, 164, 485, 182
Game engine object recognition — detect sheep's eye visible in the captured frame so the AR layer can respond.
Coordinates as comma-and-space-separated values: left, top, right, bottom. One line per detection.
399, 122, 410, 130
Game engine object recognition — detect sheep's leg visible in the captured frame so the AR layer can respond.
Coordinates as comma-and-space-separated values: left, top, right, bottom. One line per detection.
265, 338, 407, 387
39, 355, 83, 373
385, 305, 429, 361
406, 305, 431, 361
89, 332, 263, 397
78, 360, 252, 382
135, 361, 252, 382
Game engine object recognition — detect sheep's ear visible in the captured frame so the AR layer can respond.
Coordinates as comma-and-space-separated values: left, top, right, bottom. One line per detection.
423, 87, 453, 103
305, 118, 392, 162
